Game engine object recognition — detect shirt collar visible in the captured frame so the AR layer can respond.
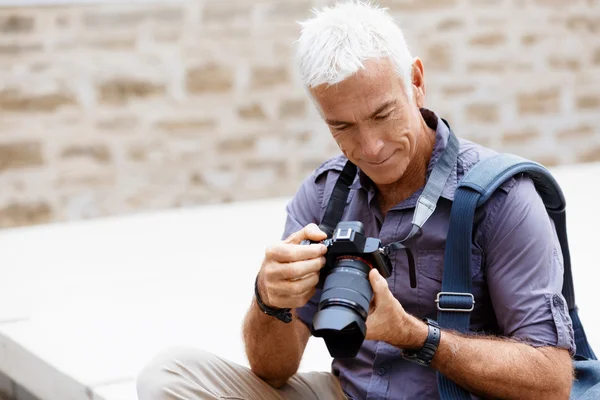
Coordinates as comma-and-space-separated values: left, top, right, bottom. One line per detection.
350, 108, 459, 208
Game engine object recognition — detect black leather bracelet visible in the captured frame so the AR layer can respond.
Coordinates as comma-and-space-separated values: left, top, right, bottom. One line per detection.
254, 275, 292, 323
401, 318, 441, 367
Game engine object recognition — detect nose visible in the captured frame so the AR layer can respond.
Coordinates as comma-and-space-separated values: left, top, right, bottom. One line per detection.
358, 129, 385, 161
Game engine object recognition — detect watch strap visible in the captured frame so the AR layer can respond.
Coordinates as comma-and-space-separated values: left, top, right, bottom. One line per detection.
402, 318, 441, 366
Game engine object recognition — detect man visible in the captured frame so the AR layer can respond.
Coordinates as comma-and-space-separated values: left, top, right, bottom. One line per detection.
136, 2, 575, 399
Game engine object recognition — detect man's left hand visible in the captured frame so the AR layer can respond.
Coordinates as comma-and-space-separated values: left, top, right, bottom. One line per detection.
365, 269, 427, 349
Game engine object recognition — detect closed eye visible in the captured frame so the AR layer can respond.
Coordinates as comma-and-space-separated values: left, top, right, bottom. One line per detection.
375, 113, 391, 121
332, 124, 351, 131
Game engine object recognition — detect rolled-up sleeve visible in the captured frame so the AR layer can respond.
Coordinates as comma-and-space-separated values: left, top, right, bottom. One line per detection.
481, 176, 575, 355
280, 175, 322, 330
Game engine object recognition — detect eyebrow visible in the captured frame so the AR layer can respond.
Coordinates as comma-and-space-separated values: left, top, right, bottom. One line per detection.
325, 100, 396, 126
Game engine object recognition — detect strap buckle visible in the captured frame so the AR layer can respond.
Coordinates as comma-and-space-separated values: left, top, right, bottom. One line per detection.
435, 292, 475, 312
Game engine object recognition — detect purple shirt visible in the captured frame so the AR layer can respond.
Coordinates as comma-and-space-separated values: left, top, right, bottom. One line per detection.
281, 109, 575, 400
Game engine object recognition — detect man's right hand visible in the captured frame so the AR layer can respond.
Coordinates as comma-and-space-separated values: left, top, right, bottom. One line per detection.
257, 223, 328, 310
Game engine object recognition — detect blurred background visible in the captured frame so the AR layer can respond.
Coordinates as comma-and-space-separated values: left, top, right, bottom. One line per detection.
1, 1, 600, 400
1, 0, 598, 230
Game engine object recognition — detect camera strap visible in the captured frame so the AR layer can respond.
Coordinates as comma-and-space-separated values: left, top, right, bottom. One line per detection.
319, 160, 359, 238
322, 119, 460, 242
321, 119, 460, 287
385, 118, 460, 247
382, 119, 459, 288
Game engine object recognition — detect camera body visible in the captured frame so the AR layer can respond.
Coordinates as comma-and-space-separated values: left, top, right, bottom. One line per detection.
302, 221, 393, 359
315, 221, 392, 288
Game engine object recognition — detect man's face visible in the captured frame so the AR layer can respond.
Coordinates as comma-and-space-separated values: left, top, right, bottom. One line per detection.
310, 58, 425, 186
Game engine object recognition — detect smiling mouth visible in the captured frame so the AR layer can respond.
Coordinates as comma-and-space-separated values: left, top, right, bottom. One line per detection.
365, 151, 396, 166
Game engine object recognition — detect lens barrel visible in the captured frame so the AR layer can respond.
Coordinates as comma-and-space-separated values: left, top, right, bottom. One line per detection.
312, 257, 373, 358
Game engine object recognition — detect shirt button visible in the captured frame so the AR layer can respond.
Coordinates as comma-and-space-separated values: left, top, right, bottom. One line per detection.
378, 367, 386, 376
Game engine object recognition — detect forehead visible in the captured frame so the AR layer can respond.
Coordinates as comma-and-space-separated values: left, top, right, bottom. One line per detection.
310, 58, 404, 117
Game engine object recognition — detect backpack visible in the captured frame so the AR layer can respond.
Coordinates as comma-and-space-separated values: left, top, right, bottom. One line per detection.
318, 151, 599, 399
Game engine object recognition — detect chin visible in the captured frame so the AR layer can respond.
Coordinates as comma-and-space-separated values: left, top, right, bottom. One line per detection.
364, 168, 405, 186
361, 157, 407, 185
373, 175, 402, 186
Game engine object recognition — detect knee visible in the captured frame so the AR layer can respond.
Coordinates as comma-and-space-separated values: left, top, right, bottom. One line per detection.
136, 346, 217, 399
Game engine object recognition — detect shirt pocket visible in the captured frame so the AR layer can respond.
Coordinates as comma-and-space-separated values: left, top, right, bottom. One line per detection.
415, 248, 484, 318
417, 248, 483, 283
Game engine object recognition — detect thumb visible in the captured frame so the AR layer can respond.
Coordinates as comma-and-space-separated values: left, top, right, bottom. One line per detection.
285, 223, 327, 244
369, 269, 390, 298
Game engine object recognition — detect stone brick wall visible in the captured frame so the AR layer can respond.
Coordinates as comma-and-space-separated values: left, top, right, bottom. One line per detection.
0, 0, 599, 229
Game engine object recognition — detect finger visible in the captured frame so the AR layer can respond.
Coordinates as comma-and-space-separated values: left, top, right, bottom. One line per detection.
295, 287, 317, 306
275, 257, 326, 280
266, 242, 327, 263
269, 285, 316, 309
275, 272, 320, 296
284, 223, 327, 245
293, 284, 318, 305
369, 269, 390, 298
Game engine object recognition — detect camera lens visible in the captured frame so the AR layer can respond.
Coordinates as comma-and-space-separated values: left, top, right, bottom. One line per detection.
312, 256, 373, 359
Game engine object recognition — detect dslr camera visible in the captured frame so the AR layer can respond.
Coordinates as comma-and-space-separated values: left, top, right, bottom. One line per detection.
302, 221, 393, 359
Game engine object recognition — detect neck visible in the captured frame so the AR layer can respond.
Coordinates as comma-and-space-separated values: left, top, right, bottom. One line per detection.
377, 124, 437, 214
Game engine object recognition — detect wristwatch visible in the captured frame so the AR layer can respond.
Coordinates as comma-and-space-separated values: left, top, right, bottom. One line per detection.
254, 275, 292, 323
401, 318, 441, 367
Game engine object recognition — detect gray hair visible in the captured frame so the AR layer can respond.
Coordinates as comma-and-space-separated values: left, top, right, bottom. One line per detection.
295, 1, 414, 99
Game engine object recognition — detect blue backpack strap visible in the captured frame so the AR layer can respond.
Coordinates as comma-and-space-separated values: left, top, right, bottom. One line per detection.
436, 153, 597, 399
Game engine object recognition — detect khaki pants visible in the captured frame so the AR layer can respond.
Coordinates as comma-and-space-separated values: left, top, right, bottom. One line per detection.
136, 347, 348, 400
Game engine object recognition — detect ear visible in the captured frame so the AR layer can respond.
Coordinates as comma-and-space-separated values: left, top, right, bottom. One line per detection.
411, 58, 426, 108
